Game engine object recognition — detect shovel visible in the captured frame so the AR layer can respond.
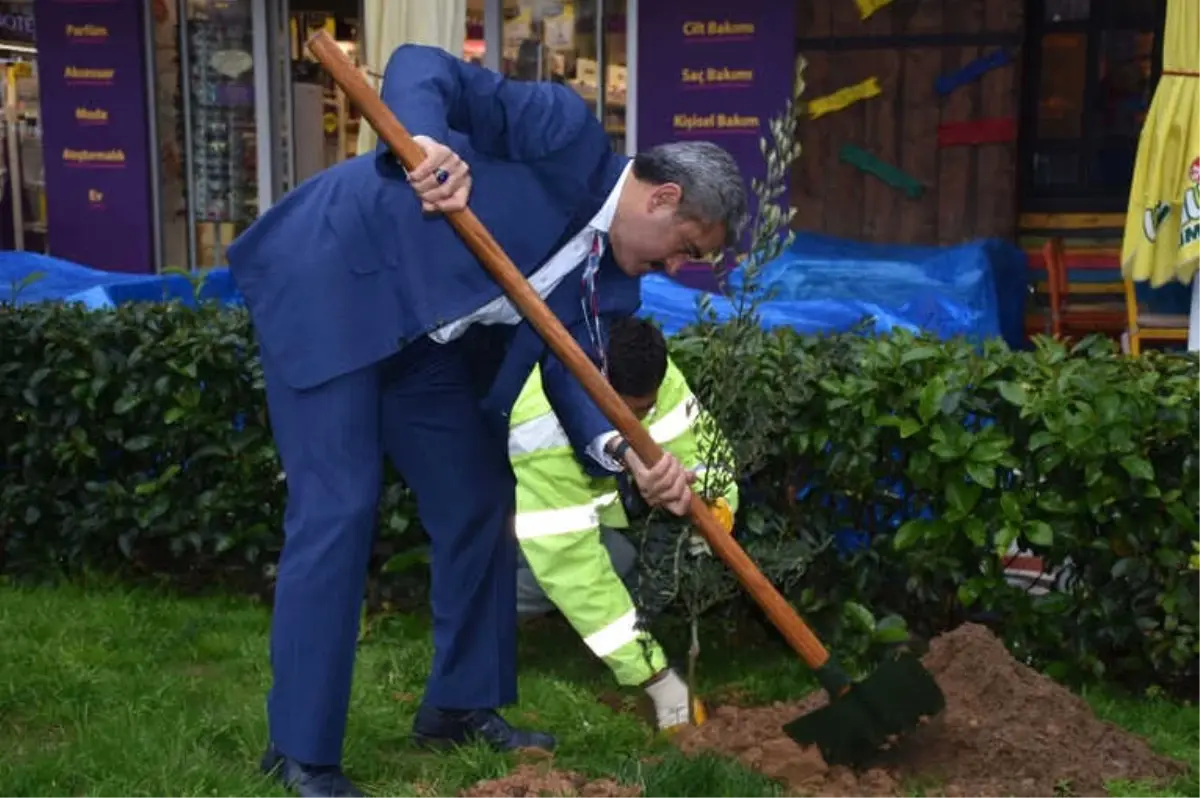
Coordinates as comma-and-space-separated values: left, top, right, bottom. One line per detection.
305, 31, 945, 769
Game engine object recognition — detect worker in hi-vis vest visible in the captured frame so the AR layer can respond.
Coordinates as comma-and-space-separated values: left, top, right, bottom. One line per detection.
507, 315, 738, 730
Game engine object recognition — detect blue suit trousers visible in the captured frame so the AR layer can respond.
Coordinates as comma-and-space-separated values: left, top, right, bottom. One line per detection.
260, 336, 518, 766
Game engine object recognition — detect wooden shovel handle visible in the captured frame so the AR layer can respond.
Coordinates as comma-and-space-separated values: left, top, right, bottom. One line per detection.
306, 31, 833, 672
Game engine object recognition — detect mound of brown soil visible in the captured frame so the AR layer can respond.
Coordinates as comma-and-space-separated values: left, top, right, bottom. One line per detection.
672, 623, 1184, 797
460, 763, 642, 798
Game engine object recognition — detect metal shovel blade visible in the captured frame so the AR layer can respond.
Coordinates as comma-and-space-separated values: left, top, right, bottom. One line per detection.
782, 652, 946, 768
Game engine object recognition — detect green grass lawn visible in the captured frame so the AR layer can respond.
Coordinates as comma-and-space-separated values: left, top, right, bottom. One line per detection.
0, 579, 1194, 797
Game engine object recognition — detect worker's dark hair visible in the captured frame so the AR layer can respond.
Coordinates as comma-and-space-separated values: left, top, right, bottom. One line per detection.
606, 316, 668, 397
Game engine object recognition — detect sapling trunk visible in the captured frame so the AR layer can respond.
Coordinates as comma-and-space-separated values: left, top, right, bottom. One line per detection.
628, 54, 809, 727
687, 614, 700, 723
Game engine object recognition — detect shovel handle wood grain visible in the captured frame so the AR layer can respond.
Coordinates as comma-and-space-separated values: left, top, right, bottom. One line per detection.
305, 30, 835, 673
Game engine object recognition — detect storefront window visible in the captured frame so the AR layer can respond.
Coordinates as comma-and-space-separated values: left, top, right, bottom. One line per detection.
464, 3, 484, 64
0, 56, 44, 254
1093, 30, 1155, 139
1089, 29, 1155, 194
1037, 34, 1087, 139
178, 0, 259, 269
496, 0, 627, 152
1044, 0, 1091, 23
1020, 0, 1166, 210
0, 0, 44, 255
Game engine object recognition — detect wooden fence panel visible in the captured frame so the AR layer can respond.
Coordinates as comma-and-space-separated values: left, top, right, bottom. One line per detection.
789, 0, 1024, 245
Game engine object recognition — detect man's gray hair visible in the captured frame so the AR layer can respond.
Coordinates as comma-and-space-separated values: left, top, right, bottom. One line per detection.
631, 140, 749, 247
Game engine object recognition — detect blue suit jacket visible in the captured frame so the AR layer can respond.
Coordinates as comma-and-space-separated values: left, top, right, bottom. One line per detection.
227, 44, 639, 474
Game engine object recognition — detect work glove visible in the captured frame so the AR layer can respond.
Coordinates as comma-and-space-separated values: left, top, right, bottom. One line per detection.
687, 496, 734, 557
644, 666, 708, 731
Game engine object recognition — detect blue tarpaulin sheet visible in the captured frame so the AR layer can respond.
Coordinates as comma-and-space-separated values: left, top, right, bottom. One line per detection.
2, 252, 146, 305
4, 231, 1028, 349
0, 252, 244, 308
639, 232, 1029, 348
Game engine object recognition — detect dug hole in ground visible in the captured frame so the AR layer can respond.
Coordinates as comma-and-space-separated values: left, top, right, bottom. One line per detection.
462, 623, 1184, 797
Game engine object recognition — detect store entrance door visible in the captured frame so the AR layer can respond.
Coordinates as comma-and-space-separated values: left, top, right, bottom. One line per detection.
0, 55, 45, 254
282, 0, 362, 188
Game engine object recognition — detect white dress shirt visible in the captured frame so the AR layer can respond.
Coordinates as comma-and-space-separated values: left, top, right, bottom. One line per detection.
429, 162, 632, 472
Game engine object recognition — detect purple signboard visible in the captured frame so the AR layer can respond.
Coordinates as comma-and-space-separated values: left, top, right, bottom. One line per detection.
636, 1, 796, 289
33, 0, 154, 273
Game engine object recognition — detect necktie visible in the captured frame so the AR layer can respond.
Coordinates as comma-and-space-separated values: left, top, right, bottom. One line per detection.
580, 229, 608, 376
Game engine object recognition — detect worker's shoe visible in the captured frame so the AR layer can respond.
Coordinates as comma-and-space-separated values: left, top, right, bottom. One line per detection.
644, 667, 705, 731
261, 743, 364, 797
411, 706, 556, 753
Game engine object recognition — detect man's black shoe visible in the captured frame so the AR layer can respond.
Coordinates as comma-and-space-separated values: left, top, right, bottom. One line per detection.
411, 706, 556, 752
261, 744, 364, 797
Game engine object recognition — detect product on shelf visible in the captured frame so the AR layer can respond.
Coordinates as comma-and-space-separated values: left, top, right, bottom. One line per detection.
181, 4, 258, 228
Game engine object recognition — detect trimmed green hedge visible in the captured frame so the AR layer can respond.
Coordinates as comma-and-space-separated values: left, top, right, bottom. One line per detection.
1, 299, 1197, 696
667, 324, 1199, 696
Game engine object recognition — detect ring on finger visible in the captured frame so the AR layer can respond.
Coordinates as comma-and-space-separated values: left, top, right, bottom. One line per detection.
434, 167, 450, 185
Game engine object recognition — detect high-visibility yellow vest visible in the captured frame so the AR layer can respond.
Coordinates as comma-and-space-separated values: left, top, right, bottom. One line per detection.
508, 356, 738, 686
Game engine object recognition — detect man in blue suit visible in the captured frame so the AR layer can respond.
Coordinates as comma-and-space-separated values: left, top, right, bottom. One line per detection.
227, 43, 747, 797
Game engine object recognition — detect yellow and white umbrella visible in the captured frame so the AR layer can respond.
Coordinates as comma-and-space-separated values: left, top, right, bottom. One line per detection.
1121, 0, 1199, 288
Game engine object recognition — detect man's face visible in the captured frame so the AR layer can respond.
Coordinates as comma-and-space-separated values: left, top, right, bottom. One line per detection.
609, 183, 728, 278
620, 391, 658, 421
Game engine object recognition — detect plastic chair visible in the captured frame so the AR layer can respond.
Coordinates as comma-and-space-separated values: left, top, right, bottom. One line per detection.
1121, 276, 1190, 355
1042, 238, 1127, 340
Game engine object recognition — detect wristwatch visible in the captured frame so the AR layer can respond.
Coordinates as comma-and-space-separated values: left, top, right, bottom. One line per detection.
608, 436, 632, 464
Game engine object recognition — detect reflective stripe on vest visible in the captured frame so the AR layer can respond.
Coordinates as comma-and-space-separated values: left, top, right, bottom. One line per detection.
514, 490, 619, 539
647, 393, 698, 443
508, 359, 707, 540
582, 607, 640, 657
510, 374, 698, 461
509, 412, 571, 459
511, 393, 698, 461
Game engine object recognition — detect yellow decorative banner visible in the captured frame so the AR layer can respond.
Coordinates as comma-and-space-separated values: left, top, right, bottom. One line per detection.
807, 76, 882, 119
855, 0, 896, 20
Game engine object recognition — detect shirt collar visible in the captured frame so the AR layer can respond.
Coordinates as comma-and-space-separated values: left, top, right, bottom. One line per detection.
586, 161, 632, 234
